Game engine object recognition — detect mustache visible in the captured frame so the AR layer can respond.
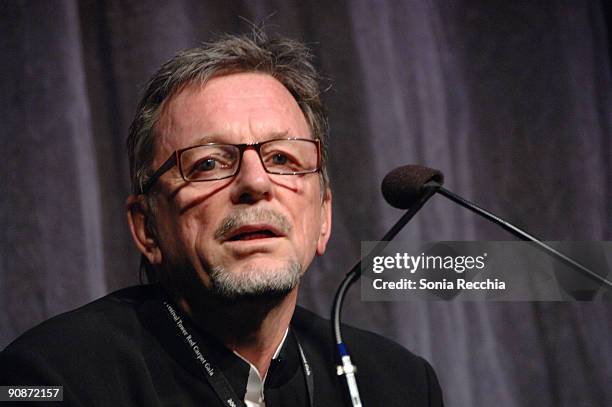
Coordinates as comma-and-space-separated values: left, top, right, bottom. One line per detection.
214, 207, 292, 241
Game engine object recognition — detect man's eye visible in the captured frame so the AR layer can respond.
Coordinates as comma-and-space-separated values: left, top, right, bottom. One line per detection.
271, 153, 289, 165
194, 158, 217, 171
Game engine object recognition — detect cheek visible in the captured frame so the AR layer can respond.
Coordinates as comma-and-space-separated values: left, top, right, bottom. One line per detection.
294, 207, 323, 269
291, 187, 323, 249
183, 207, 218, 251
156, 200, 215, 259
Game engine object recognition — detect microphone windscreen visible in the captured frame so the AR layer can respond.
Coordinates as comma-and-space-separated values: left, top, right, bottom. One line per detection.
382, 165, 444, 209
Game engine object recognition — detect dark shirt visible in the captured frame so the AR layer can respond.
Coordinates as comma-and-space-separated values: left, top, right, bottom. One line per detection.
1, 285, 443, 406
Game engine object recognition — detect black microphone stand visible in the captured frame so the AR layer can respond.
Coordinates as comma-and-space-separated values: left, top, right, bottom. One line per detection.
331, 183, 439, 407
331, 180, 612, 406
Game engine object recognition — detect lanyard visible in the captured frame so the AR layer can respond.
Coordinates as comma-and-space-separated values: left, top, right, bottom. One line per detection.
163, 301, 314, 407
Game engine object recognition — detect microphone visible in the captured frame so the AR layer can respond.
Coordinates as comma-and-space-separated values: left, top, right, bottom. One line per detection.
381, 164, 612, 290
381, 165, 443, 209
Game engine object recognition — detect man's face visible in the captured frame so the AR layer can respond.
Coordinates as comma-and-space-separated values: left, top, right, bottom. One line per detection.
143, 72, 331, 299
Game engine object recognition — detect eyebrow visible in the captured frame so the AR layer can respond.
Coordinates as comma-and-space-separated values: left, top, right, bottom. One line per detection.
189, 130, 292, 146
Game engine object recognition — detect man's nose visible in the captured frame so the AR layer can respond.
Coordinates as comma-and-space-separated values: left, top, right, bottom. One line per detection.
230, 148, 272, 204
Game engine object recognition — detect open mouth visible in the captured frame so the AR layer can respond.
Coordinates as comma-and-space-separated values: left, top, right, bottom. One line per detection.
225, 225, 283, 242
229, 229, 278, 241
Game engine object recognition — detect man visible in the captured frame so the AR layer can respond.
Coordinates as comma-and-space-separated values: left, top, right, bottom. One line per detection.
1, 32, 443, 406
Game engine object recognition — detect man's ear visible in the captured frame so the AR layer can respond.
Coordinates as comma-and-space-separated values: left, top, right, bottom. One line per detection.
316, 188, 332, 256
126, 195, 162, 264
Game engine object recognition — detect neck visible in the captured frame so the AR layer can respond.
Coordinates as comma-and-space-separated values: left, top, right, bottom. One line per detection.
176, 288, 298, 377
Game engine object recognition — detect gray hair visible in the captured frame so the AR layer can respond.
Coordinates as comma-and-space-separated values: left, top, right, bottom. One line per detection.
127, 31, 330, 196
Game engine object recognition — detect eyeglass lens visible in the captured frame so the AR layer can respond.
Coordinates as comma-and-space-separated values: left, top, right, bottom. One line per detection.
180, 139, 318, 181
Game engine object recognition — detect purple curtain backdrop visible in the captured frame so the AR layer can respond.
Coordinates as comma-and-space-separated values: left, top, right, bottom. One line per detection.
2, 1, 611, 406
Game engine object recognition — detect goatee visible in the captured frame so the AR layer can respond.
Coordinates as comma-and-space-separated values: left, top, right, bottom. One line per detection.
207, 261, 302, 301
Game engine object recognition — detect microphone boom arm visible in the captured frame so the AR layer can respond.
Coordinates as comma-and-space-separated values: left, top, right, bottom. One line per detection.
436, 186, 612, 290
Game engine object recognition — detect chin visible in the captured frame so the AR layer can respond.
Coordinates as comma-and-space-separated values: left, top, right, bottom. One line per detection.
207, 261, 302, 300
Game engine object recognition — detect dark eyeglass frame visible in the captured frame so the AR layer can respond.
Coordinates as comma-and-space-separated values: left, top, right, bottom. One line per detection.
140, 137, 321, 194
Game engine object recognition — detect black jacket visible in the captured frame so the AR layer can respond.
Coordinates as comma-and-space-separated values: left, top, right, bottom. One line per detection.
1, 285, 443, 406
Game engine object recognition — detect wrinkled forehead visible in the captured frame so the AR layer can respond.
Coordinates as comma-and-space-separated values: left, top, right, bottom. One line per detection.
152, 73, 311, 164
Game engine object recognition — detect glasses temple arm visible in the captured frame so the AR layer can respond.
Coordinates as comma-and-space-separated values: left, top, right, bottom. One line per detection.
140, 154, 178, 194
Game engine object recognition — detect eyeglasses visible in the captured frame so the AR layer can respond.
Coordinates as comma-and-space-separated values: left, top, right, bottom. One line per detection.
140, 138, 321, 194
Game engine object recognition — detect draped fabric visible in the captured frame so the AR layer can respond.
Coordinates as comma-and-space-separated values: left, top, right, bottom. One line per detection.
2, 1, 611, 406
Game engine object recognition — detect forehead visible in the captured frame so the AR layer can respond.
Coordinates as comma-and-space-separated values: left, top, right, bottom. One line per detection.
154, 72, 311, 161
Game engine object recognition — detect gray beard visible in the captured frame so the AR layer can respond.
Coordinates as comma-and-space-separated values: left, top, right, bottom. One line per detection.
207, 261, 302, 300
